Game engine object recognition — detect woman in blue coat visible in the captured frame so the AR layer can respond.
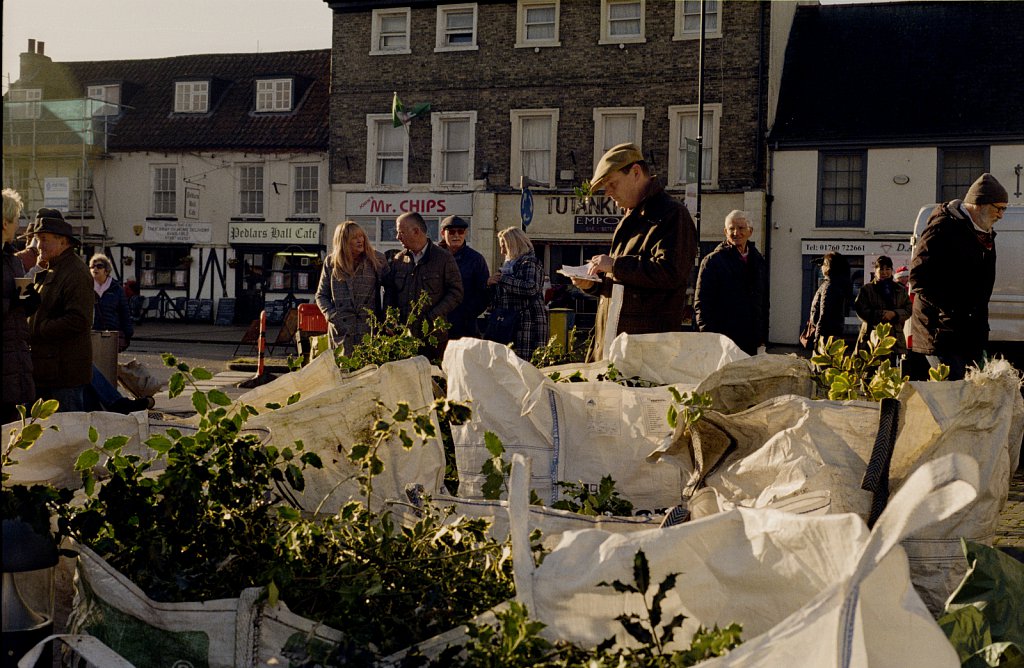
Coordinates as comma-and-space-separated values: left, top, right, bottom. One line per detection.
90, 253, 133, 351
487, 227, 548, 360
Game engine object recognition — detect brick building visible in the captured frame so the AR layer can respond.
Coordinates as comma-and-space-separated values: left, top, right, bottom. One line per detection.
324, 0, 797, 325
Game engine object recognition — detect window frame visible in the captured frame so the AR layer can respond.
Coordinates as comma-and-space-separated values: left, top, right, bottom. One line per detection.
435, 3, 479, 52
238, 164, 265, 217
86, 84, 121, 117
600, 0, 646, 45
151, 165, 178, 217
370, 7, 412, 55
366, 114, 409, 189
673, 0, 723, 41
255, 78, 293, 113
515, 0, 561, 48
509, 108, 559, 188
431, 111, 477, 187
8, 88, 42, 120
592, 107, 645, 171
667, 103, 722, 189
937, 146, 989, 203
174, 81, 209, 113
292, 164, 320, 216
816, 150, 867, 228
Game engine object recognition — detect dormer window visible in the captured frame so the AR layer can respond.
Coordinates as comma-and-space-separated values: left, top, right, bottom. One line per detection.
87, 84, 121, 116
175, 81, 209, 113
255, 78, 293, 112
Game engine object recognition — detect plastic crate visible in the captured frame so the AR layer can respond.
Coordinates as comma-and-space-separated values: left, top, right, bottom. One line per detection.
297, 303, 328, 333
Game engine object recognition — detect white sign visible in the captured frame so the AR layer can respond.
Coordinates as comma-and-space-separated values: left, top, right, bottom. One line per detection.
144, 220, 213, 244
346, 192, 473, 217
44, 177, 70, 212
801, 239, 913, 256
185, 188, 200, 220
228, 222, 321, 245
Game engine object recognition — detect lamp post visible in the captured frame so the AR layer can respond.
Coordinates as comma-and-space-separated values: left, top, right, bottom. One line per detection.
2, 518, 58, 667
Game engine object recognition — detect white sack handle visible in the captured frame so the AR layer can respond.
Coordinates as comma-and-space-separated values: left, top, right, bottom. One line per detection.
18, 634, 136, 667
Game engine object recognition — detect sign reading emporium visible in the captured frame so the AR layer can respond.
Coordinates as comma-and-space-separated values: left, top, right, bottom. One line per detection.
228, 222, 321, 244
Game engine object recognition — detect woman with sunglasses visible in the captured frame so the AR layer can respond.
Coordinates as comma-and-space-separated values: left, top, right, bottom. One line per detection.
90, 253, 133, 352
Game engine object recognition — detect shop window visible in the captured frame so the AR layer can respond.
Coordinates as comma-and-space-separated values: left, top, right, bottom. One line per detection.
268, 250, 321, 293
139, 247, 190, 289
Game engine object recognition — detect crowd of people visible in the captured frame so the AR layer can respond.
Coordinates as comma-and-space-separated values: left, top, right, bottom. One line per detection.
2, 160, 1010, 422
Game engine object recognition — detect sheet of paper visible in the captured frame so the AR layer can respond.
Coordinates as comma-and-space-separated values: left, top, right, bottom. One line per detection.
556, 264, 598, 280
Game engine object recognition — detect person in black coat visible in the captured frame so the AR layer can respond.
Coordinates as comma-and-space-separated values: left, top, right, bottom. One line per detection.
694, 210, 767, 355
439, 215, 489, 339
808, 251, 852, 349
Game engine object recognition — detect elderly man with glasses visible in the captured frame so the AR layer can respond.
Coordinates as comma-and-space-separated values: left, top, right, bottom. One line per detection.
908, 172, 1009, 380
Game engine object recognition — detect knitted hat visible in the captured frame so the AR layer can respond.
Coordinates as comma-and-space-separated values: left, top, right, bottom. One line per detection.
591, 142, 645, 191
964, 173, 1008, 205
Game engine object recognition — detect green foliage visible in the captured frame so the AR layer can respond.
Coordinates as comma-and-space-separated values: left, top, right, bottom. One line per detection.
434, 550, 742, 667
481, 431, 511, 500
547, 362, 659, 388
531, 327, 592, 368
32, 354, 511, 662
667, 389, 713, 432
573, 179, 594, 204
809, 323, 909, 401
929, 364, 951, 382
1, 399, 69, 541
336, 291, 450, 371
552, 475, 634, 517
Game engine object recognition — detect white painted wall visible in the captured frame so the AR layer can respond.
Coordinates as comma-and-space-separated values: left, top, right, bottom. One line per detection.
768, 143, 1024, 344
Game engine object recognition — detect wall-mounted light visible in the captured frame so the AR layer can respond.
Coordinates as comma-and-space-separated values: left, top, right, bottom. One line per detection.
893, 175, 910, 185
133, 225, 143, 237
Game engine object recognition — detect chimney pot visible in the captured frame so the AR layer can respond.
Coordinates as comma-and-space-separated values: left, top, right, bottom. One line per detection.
28, 39, 36, 53
37, 41, 45, 56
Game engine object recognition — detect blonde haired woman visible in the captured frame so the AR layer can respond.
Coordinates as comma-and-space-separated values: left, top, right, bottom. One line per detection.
315, 221, 388, 355
486, 227, 548, 359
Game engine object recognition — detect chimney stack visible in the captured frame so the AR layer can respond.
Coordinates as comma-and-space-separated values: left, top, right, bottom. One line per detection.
28, 39, 36, 54
37, 41, 45, 56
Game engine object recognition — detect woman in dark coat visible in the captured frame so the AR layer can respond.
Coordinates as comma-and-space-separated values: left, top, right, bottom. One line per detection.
487, 227, 549, 361
854, 255, 911, 355
808, 251, 851, 349
2, 188, 34, 424
90, 253, 133, 351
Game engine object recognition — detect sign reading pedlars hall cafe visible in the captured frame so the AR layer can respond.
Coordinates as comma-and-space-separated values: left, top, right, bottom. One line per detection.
228, 222, 321, 244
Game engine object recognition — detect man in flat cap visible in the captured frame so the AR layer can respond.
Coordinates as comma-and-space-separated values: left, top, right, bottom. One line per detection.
908, 173, 1008, 380
439, 215, 489, 339
25, 208, 94, 411
571, 142, 697, 361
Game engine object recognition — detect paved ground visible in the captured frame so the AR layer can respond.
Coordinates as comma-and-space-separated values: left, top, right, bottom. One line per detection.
128, 320, 1023, 550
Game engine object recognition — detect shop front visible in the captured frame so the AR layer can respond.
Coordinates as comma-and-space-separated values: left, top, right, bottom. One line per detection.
124, 220, 214, 318
228, 221, 324, 324
798, 237, 914, 340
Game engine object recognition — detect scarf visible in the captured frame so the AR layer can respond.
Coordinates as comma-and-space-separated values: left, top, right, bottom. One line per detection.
95, 275, 113, 298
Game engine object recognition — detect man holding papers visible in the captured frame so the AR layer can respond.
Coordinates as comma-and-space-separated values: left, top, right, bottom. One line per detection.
571, 143, 697, 361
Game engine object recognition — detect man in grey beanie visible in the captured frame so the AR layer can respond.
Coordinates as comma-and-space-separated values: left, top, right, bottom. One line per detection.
908, 173, 1008, 380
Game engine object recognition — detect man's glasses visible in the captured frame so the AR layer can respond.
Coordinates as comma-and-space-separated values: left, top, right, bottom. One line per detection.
990, 204, 1007, 213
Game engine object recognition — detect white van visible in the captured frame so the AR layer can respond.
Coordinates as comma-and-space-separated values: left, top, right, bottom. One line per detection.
910, 204, 1024, 363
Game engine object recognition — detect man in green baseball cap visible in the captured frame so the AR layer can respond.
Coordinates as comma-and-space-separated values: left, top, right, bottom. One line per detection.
571, 143, 697, 361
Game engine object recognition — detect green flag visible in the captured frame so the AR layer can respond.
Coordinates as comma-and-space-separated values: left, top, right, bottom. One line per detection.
392, 91, 431, 128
